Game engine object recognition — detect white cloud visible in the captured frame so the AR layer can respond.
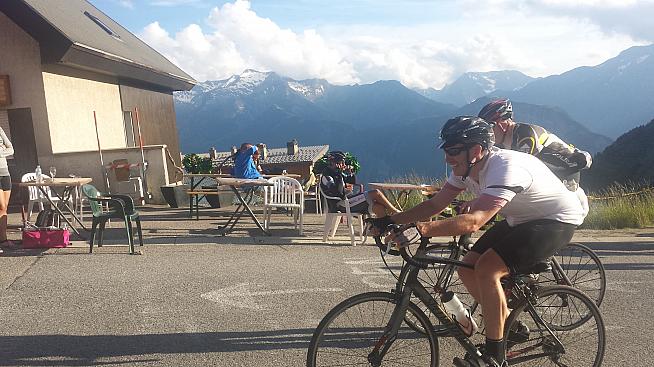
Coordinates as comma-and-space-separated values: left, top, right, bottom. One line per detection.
117, 0, 134, 9
138, 0, 646, 89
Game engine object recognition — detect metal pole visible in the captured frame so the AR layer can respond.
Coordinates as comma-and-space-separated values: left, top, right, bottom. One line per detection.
133, 107, 151, 202
93, 111, 110, 192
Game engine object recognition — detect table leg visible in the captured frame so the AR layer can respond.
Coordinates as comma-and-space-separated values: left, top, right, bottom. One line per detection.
216, 186, 269, 236
37, 186, 86, 239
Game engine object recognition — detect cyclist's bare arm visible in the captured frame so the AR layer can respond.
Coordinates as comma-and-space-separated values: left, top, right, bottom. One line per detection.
390, 183, 461, 225
416, 202, 501, 238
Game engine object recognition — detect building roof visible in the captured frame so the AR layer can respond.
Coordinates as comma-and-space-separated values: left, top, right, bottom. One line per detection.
197, 145, 330, 165
0, 0, 196, 91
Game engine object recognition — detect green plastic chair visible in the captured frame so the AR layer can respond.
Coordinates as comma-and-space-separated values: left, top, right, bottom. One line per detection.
81, 184, 143, 254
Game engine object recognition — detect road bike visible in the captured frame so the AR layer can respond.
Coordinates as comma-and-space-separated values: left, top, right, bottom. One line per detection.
307, 229, 605, 367
410, 234, 606, 335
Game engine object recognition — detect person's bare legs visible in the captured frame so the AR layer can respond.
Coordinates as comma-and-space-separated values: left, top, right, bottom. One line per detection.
458, 249, 510, 363
0, 190, 10, 243
474, 249, 510, 340
367, 189, 400, 215
457, 251, 482, 302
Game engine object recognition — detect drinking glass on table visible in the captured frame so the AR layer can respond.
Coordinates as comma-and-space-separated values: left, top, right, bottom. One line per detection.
49, 166, 57, 179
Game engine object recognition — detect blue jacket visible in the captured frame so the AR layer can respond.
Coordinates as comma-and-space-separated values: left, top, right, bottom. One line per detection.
232, 146, 262, 179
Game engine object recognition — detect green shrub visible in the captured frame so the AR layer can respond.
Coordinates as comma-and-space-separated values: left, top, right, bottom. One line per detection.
182, 154, 213, 174
582, 184, 654, 229
314, 152, 361, 175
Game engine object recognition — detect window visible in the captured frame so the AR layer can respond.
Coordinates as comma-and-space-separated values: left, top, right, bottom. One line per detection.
123, 111, 136, 147
84, 11, 121, 40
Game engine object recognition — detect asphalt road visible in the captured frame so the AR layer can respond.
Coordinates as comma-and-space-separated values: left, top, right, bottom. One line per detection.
1, 231, 653, 366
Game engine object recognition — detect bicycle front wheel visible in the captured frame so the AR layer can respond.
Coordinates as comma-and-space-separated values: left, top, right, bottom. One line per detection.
505, 285, 605, 367
307, 291, 440, 367
539, 242, 606, 307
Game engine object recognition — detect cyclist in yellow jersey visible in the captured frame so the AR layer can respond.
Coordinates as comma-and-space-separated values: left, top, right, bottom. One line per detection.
478, 99, 592, 192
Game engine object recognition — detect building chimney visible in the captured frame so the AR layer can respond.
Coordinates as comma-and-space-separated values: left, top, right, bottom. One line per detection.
287, 139, 299, 155
257, 143, 267, 160
209, 147, 217, 160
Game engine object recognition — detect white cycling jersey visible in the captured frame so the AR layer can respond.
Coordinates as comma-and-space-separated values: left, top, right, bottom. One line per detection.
447, 147, 586, 226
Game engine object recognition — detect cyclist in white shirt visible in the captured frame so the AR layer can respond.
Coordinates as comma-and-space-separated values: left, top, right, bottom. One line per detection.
367, 116, 585, 367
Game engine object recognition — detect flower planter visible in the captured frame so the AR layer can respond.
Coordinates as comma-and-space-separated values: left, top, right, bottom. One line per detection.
160, 182, 190, 208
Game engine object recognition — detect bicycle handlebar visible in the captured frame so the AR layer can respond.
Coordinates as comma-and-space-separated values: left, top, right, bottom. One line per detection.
372, 228, 475, 270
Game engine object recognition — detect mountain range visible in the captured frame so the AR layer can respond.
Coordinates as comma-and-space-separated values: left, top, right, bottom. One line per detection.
174, 43, 654, 184
416, 70, 535, 107
175, 70, 613, 183
416, 44, 654, 140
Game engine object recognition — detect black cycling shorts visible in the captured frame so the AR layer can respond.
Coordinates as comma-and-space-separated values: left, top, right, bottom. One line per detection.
0, 175, 11, 191
471, 219, 576, 271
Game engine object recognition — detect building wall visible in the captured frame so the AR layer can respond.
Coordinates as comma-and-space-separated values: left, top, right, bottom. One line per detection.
42, 71, 125, 153
119, 85, 182, 183
0, 11, 49, 154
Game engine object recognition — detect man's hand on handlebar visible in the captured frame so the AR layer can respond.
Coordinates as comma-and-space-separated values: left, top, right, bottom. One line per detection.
386, 223, 423, 248
364, 216, 395, 237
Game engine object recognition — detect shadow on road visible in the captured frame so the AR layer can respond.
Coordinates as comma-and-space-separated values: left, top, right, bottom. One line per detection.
0, 328, 315, 366
577, 241, 654, 257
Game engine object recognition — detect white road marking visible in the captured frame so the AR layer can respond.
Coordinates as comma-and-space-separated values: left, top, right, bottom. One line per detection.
200, 283, 342, 310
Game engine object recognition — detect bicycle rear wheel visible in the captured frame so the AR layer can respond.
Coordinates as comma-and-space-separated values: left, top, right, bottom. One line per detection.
307, 291, 439, 367
505, 285, 605, 367
538, 243, 606, 307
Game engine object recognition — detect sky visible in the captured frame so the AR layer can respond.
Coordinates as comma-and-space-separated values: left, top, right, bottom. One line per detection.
89, 0, 654, 89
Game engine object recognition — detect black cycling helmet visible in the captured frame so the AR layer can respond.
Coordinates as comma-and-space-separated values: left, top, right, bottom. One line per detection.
478, 98, 513, 123
326, 151, 346, 163
439, 116, 495, 149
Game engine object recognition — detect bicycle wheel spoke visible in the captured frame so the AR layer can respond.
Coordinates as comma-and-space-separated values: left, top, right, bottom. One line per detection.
539, 243, 606, 307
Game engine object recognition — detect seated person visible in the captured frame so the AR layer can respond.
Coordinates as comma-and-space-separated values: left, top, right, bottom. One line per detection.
232, 143, 263, 179
319, 151, 400, 217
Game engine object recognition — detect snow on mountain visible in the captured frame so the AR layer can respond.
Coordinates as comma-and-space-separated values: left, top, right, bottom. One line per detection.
288, 80, 327, 101
416, 70, 534, 106
222, 69, 270, 93
176, 70, 334, 105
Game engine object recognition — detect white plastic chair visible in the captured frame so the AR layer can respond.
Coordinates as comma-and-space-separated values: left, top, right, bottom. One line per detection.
263, 176, 304, 234
21, 172, 60, 221
304, 176, 322, 215
320, 185, 366, 246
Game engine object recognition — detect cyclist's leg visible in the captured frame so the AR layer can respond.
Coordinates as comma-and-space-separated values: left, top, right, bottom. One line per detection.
366, 189, 401, 215
457, 251, 481, 301
474, 249, 511, 363
458, 220, 513, 304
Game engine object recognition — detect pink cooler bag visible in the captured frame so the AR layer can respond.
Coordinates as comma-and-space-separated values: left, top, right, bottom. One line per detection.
22, 229, 71, 248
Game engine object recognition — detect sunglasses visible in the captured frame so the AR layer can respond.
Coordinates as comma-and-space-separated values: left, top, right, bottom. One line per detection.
442, 146, 469, 156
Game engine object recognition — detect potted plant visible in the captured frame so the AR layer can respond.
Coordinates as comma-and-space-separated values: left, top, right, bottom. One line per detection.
314, 151, 361, 175
182, 154, 213, 174
160, 154, 214, 208
181, 153, 224, 208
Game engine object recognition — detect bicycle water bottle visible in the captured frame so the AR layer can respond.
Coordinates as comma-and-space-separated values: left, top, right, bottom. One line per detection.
35, 165, 43, 183
441, 291, 478, 337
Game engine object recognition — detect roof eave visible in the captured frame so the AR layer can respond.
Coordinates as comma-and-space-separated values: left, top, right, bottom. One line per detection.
61, 44, 196, 91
